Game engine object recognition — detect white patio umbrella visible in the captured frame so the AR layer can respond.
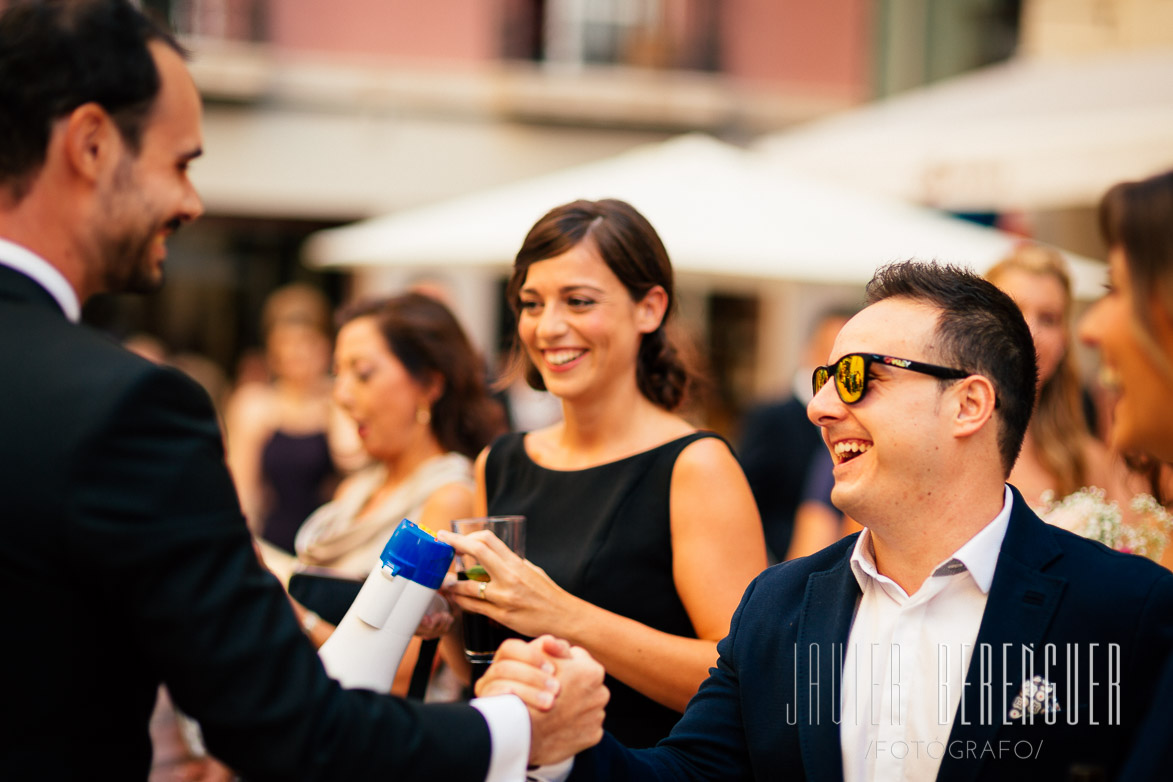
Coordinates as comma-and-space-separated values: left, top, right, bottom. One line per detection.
756, 49, 1173, 213
304, 133, 1104, 297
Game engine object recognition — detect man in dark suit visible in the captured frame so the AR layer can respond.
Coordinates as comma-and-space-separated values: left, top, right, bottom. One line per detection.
507, 261, 1173, 780
0, 2, 605, 779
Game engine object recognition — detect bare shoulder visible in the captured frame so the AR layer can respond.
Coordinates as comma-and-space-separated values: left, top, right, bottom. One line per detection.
224, 382, 276, 429
473, 444, 492, 475
670, 433, 756, 513
420, 481, 476, 532
674, 432, 738, 474
427, 481, 476, 508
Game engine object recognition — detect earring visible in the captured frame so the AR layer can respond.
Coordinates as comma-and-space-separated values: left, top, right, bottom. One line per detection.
416, 405, 432, 426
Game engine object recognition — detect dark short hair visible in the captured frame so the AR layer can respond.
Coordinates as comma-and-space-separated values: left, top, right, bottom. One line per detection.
337, 293, 505, 459
505, 198, 694, 411
1099, 170, 1173, 355
865, 260, 1037, 476
0, 0, 181, 200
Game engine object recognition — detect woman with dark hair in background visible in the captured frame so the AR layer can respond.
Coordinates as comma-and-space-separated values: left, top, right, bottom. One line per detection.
1079, 168, 1173, 779
295, 292, 505, 579
442, 199, 767, 747
287, 293, 506, 695
1080, 169, 1173, 570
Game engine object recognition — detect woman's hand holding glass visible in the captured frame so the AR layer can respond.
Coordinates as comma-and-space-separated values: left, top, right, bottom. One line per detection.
439, 529, 580, 642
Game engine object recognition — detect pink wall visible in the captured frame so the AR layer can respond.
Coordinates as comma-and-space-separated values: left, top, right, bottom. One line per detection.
720, 0, 872, 99
267, 0, 501, 62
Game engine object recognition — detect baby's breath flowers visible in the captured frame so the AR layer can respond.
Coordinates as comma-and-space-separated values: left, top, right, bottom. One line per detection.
1036, 487, 1173, 561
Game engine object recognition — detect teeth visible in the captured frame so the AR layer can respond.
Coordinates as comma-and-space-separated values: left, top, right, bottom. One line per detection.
546, 349, 586, 366
834, 441, 872, 460
1098, 365, 1120, 392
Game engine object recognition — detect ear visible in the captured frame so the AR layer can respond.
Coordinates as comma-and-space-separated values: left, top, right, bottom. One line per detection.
60, 103, 121, 184
421, 370, 445, 406
635, 285, 669, 335
950, 374, 998, 439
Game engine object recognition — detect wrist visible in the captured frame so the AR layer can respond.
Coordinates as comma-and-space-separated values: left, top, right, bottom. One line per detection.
300, 608, 322, 634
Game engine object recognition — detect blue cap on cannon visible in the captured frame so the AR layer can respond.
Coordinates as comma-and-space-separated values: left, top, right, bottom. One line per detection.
379, 519, 455, 589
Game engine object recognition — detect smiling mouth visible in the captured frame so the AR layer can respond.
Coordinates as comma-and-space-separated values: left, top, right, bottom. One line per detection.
544, 348, 587, 367
834, 440, 872, 464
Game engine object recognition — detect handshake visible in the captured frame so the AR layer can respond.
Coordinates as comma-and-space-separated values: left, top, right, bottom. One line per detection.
479, 635, 610, 767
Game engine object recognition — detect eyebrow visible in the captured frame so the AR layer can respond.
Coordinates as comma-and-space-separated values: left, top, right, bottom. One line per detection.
520, 284, 606, 296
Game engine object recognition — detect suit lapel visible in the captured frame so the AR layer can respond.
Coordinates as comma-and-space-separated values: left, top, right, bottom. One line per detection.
938, 488, 1065, 782
797, 551, 860, 782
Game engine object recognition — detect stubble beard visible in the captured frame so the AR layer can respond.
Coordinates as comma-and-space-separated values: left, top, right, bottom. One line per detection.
99, 161, 167, 295
104, 231, 164, 294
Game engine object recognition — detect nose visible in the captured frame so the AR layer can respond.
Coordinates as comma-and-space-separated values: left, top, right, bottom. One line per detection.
181, 179, 204, 223
536, 302, 568, 341
333, 373, 353, 411
1077, 299, 1103, 347
807, 375, 846, 428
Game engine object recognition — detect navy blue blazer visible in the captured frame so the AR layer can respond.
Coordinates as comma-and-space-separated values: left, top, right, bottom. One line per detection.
0, 264, 493, 780
572, 487, 1173, 781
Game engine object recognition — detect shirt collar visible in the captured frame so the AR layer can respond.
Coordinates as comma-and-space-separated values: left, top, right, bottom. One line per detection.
849, 484, 1014, 595
0, 237, 81, 322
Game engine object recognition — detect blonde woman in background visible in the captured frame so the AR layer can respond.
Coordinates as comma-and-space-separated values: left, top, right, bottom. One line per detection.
224, 284, 351, 553
985, 245, 1134, 508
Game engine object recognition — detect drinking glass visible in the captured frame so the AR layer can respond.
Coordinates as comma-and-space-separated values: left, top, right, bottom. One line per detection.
451, 515, 526, 686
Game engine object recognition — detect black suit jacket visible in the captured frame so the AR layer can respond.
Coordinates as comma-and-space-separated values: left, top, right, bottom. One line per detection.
572, 487, 1173, 781
0, 265, 492, 780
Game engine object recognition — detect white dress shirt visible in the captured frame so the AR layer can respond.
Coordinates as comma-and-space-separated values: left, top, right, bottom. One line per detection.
471, 696, 532, 781
0, 237, 533, 780
0, 237, 81, 322
840, 486, 1013, 782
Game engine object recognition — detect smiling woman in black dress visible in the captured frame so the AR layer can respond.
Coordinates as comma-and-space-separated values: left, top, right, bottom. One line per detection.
443, 199, 768, 747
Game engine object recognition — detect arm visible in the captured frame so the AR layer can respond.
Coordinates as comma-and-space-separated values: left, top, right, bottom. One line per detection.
785, 449, 844, 560
569, 576, 771, 782
221, 383, 273, 533
389, 481, 475, 695
80, 367, 496, 779
446, 438, 768, 713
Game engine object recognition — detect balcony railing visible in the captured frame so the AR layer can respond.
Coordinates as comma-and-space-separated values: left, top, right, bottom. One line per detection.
144, 0, 267, 43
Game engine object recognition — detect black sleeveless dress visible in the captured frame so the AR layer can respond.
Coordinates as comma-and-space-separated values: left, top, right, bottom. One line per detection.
484, 430, 724, 748
259, 429, 336, 554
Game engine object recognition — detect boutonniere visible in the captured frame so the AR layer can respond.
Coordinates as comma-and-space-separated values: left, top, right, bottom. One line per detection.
1009, 675, 1060, 721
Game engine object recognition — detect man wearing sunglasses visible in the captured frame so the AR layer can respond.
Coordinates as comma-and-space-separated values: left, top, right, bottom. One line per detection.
514, 260, 1173, 781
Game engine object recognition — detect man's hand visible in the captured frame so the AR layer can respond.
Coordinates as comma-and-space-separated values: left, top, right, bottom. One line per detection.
478, 635, 608, 766
415, 593, 454, 640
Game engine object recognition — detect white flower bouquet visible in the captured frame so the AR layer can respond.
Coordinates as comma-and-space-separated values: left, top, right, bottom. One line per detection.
1036, 487, 1173, 561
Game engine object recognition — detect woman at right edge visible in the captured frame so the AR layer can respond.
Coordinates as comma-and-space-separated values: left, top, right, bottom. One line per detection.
442, 198, 767, 748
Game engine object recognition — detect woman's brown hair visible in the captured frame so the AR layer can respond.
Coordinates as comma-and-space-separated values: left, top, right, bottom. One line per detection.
337, 293, 505, 459
505, 198, 695, 411
1099, 169, 1173, 375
